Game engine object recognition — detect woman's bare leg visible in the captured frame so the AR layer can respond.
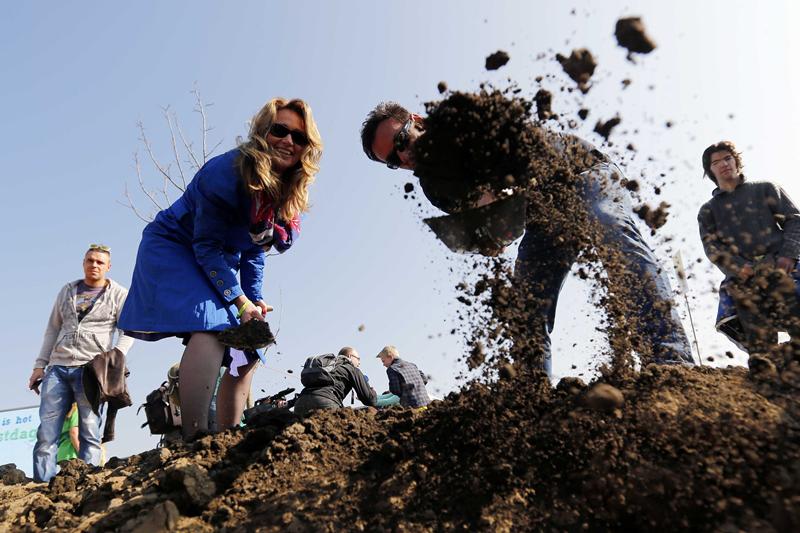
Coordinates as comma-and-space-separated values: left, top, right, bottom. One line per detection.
179, 333, 225, 440
215, 360, 259, 429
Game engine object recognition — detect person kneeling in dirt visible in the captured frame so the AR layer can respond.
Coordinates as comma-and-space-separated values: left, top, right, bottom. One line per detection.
377, 345, 430, 408
293, 347, 377, 417
698, 141, 800, 354
360, 97, 693, 371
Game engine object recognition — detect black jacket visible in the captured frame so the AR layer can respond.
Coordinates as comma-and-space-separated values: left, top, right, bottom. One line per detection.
297, 361, 377, 407
698, 180, 800, 279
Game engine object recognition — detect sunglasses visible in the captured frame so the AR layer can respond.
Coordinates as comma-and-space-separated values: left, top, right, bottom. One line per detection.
385, 119, 413, 170
269, 123, 309, 147
89, 243, 111, 253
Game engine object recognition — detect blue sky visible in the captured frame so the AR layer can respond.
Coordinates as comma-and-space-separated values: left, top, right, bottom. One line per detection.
2, 0, 799, 460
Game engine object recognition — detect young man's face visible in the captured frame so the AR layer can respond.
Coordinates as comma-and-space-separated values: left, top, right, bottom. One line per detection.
709, 150, 740, 191
379, 354, 393, 368
371, 115, 423, 171
83, 251, 110, 284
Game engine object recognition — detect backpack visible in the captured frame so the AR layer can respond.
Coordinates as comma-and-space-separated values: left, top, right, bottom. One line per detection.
138, 381, 182, 434
300, 353, 349, 388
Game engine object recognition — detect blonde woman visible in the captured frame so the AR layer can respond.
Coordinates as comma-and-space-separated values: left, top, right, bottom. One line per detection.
120, 98, 322, 439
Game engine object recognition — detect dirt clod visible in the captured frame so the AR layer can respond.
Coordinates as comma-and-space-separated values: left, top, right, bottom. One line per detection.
585, 382, 625, 411
534, 89, 554, 120
485, 50, 510, 70
556, 48, 596, 93
594, 116, 622, 140
615, 17, 657, 56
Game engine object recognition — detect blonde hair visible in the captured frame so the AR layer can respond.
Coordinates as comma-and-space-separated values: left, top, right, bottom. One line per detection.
378, 345, 399, 360
237, 97, 323, 221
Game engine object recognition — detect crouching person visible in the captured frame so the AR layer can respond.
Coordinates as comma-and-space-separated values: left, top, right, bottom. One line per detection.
293, 347, 377, 417
377, 345, 431, 408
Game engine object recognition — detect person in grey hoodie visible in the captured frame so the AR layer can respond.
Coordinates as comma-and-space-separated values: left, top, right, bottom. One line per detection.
28, 245, 134, 482
698, 141, 800, 354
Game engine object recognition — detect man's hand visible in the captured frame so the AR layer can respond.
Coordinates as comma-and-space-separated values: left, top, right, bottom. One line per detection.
737, 264, 754, 281
777, 256, 797, 274
28, 368, 44, 395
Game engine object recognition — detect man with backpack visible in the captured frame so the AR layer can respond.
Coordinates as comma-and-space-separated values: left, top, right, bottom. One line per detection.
293, 347, 377, 417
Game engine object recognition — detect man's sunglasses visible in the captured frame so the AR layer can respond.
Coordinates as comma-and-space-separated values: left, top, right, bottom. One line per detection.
89, 243, 111, 253
385, 119, 413, 170
269, 123, 309, 147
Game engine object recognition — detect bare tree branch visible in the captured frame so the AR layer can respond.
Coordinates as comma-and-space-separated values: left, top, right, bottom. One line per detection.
121, 88, 220, 223
194, 88, 209, 162
163, 107, 188, 190
117, 181, 153, 223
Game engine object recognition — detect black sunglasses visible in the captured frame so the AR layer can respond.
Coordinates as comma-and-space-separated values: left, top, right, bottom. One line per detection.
385, 119, 413, 170
269, 123, 309, 147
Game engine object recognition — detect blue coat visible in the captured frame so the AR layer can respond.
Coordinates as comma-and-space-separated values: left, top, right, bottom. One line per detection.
119, 149, 295, 338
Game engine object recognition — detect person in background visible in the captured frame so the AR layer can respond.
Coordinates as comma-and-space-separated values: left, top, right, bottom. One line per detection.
698, 140, 800, 354
56, 403, 79, 463
376, 345, 430, 408
293, 347, 377, 417
29, 245, 133, 482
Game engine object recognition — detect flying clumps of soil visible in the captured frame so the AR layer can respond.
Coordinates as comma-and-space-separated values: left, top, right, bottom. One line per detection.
594, 116, 622, 140
437, 81, 448, 94
615, 17, 657, 59
556, 48, 596, 93
635, 201, 671, 233
485, 50, 510, 70
533, 88, 554, 120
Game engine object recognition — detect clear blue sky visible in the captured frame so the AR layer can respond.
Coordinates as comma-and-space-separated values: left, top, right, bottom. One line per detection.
2, 0, 799, 459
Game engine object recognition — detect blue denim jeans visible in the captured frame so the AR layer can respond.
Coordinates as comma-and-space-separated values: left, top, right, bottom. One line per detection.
33, 365, 103, 482
515, 162, 693, 372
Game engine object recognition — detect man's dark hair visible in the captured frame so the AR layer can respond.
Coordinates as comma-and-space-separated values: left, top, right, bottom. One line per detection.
360, 102, 411, 161
338, 346, 356, 358
702, 141, 744, 184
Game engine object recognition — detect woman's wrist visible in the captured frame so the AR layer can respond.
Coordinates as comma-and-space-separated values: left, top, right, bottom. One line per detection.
236, 299, 253, 318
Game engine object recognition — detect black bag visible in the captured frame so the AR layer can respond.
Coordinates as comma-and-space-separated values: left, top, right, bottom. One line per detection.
300, 353, 348, 388
138, 381, 181, 434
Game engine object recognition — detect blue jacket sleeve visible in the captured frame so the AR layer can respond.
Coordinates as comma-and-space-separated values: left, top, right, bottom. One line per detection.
240, 245, 265, 302
191, 168, 246, 304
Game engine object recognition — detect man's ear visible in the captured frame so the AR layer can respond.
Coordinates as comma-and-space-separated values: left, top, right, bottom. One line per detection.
410, 113, 424, 123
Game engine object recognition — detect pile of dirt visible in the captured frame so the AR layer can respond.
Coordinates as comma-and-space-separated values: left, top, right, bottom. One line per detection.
2, 361, 799, 531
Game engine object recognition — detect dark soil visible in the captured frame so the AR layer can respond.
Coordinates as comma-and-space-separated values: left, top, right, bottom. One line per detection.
218, 319, 275, 351
615, 17, 657, 56
533, 89, 554, 120
556, 48, 596, 93
3, 363, 799, 531
594, 116, 622, 140
485, 50, 510, 71
635, 201, 671, 234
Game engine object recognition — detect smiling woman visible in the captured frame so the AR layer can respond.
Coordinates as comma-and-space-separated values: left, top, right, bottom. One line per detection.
118, 97, 323, 440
